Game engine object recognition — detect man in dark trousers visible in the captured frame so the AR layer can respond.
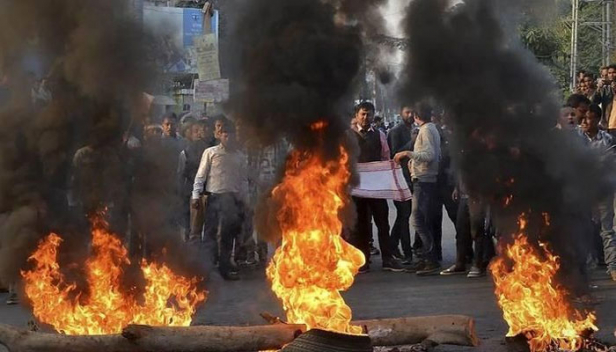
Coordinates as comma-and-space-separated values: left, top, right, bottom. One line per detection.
394, 102, 442, 276
387, 105, 417, 263
350, 102, 404, 273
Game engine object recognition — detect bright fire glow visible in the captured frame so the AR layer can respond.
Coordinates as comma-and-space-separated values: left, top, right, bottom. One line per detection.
22, 216, 206, 335
266, 147, 365, 334
490, 215, 598, 352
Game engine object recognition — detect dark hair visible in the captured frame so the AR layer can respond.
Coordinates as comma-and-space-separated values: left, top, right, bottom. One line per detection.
213, 114, 228, 124
588, 103, 602, 118
355, 101, 375, 114
583, 73, 595, 80
608, 64, 616, 71
194, 119, 209, 129
601, 66, 608, 71
414, 102, 433, 122
400, 105, 413, 112
163, 112, 178, 121
566, 94, 591, 108
219, 119, 236, 134
374, 116, 382, 122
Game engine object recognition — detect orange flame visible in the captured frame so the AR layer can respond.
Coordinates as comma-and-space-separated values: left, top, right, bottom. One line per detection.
266, 147, 365, 334
21, 216, 206, 335
490, 215, 597, 351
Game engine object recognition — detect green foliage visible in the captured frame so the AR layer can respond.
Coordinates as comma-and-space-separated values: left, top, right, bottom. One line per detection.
517, 0, 609, 93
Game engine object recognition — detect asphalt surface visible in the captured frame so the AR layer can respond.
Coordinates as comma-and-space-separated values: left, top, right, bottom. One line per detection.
1, 204, 615, 352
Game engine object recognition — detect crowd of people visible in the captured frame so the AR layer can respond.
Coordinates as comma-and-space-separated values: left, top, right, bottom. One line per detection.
3, 66, 616, 307
349, 85, 616, 284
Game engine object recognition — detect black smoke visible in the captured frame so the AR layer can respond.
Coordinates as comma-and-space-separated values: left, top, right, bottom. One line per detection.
226, 0, 388, 244
0, 0, 200, 296
398, 0, 607, 294
227, 0, 362, 153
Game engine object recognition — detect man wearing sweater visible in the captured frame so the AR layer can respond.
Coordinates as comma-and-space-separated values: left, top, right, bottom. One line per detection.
350, 102, 405, 273
394, 102, 442, 275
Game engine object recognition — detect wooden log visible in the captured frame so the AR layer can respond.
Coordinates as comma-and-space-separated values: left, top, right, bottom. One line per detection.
0, 323, 305, 352
358, 315, 479, 347
0, 315, 477, 352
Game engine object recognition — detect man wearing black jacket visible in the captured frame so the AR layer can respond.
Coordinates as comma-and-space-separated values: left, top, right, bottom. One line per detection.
387, 106, 417, 262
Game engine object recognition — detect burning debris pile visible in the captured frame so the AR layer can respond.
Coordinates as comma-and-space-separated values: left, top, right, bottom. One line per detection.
490, 215, 598, 352
0, 0, 206, 336
22, 215, 205, 335
266, 146, 365, 335
227, 0, 377, 338
399, 0, 612, 350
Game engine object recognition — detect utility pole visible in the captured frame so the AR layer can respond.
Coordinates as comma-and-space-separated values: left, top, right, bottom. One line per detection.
570, 0, 613, 90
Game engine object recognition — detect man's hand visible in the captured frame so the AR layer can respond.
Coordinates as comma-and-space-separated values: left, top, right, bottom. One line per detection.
191, 198, 201, 210
393, 151, 412, 164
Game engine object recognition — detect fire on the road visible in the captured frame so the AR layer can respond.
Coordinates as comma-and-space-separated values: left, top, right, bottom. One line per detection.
266, 146, 365, 335
21, 216, 206, 335
490, 214, 598, 352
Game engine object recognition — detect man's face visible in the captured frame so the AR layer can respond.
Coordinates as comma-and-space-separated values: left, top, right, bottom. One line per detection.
219, 130, 236, 147
214, 120, 224, 139
574, 103, 589, 124
162, 118, 177, 137
189, 124, 205, 141
401, 107, 413, 124
579, 81, 589, 94
583, 77, 594, 90
145, 128, 162, 141
608, 68, 616, 82
559, 107, 575, 128
581, 111, 599, 133
355, 108, 374, 129
602, 69, 608, 79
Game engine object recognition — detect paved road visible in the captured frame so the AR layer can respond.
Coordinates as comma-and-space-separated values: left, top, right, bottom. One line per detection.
1, 204, 615, 352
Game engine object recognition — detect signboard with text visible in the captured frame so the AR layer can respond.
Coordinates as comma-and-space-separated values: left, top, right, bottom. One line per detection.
194, 79, 229, 103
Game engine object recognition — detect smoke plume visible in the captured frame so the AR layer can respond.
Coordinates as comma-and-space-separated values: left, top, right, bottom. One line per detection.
398, 0, 607, 293
227, 0, 392, 245
0, 0, 195, 292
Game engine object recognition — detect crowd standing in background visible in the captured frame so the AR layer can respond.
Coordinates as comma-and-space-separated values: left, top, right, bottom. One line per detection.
3, 65, 616, 306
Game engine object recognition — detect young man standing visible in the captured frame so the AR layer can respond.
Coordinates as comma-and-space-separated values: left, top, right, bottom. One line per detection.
179, 120, 213, 242
192, 120, 248, 281
394, 102, 442, 276
580, 104, 616, 281
350, 102, 404, 273
387, 105, 417, 262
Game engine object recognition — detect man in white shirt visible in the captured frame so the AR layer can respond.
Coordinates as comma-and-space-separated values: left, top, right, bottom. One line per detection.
192, 120, 248, 281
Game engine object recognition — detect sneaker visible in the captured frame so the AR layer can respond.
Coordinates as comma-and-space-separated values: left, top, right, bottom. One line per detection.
358, 264, 370, 274
370, 245, 380, 256
382, 259, 406, 272
221, 271, 240, 281
467, 266, 486, 278
401, 257, 414, 266
391, 250, 405, 260
5, 293, 18, 305
417, 262, 442, 276
404, 260, 426, 273
440, 265, 467, 276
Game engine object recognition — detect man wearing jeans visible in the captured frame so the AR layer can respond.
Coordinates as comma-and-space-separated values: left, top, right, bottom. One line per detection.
394, 102, 442, 275
579, 104, 616, 281
387, 105, 418, 263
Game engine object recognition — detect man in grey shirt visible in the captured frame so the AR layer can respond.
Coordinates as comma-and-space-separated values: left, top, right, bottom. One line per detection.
394, 102, 442, 275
